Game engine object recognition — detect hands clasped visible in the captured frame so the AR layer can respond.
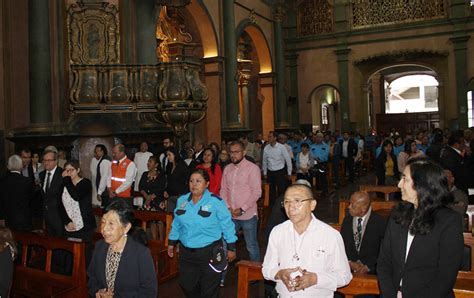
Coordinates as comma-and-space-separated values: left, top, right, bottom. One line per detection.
275, 267, 317, 292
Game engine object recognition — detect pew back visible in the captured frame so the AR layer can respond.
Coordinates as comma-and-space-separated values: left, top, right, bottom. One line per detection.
359, 185, 400, 201
338, 199, 398, 224
11, 231, 87, 298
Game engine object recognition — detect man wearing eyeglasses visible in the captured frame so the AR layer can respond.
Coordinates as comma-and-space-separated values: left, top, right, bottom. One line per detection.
262, 184, 352, 297
39, 149, 65, 237
220, 141, 262, 263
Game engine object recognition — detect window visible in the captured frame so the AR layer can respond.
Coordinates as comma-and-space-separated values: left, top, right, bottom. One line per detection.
385, 75, 439, 114
468, 91, 473, 127
321, 104, 329, 125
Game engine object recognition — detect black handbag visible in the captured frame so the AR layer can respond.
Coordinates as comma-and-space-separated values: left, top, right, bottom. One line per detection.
208, 241, 228, 273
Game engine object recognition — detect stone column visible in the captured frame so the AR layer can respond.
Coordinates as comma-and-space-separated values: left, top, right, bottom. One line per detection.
135, 0, 158, 64
29, 0, 52, 123
335, 48, 351, 132
273, 4, 288, 128
222, 0, 240, 128
450, 35, 470, 129
201, 56, 224, 144
259, 73, 275, 136
286, 52, 299, 128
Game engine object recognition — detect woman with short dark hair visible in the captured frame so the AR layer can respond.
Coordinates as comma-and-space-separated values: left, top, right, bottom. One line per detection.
167, 168, 237, 298
87, 200, 157, 297
377, 158, 463, 297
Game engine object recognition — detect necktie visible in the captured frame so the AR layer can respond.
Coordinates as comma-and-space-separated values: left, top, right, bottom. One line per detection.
45, 172, 51, 193
355, 217, 363, 252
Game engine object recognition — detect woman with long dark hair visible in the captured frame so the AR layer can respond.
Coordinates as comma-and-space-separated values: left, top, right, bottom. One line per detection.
377, 158, 464, 298
375, 139, 399, 186
196, 147, 222, 195
164, 147, 190, 212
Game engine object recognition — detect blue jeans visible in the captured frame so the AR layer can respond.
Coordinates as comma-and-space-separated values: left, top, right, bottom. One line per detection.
233, 215, 260, 262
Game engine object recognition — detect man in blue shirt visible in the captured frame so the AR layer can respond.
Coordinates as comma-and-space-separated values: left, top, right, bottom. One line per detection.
310, 133, 330, 194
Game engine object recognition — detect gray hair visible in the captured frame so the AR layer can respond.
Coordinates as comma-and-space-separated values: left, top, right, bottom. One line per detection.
7, 155, 23, 172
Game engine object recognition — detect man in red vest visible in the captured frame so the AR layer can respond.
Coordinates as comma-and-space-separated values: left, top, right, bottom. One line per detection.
107, 144, 137, 207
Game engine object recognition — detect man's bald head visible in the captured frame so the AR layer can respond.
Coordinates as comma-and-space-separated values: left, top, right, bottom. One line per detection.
348, 191, 371, 218
285, 184, 314, 201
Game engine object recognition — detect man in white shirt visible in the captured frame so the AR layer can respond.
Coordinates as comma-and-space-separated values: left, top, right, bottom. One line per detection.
262, 184, 352, 297
133, 142, 153, 192
263, 131, 292, 206
90, 144, 111, 207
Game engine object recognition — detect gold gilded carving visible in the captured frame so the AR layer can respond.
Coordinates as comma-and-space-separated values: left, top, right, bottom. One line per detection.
67, 2, 120, 64
297, 0, 333, 36
155, 6, 193, 62
351, 0, 446, 29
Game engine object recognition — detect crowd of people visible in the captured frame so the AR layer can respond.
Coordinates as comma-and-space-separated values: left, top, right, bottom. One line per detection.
0, 126, 472, 297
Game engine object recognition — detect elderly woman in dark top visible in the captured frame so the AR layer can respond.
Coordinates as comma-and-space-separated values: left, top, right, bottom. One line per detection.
164, 146, 190, 212
0, 227, 16, 298
88, 200, 157, 297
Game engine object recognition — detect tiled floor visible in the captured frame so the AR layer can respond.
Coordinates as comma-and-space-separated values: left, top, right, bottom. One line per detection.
159, 173, 377, 297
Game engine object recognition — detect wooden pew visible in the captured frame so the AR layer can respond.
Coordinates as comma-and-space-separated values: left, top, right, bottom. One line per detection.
359, 185, 400, 201
236, 260, 474, 298
338, 199, 398, 225
11, 231, 87, 298
92, 207, 178, 284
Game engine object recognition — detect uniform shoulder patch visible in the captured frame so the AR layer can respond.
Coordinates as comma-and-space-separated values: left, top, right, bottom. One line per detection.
210, 194, 223, 201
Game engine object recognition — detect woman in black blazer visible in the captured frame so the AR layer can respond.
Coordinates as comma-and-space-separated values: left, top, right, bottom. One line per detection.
377, 158, 464, 298
87, 200, 157, 297
164, 146, 189, 212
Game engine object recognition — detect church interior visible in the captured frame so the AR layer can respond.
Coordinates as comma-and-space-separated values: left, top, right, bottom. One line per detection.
1, 0, 474, 297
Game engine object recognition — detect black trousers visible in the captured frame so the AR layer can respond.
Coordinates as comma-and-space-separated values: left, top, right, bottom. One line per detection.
343, 156, 355, 182
267, 168, 288, 207
314, 163, 328, 193
179, 243, 221, 298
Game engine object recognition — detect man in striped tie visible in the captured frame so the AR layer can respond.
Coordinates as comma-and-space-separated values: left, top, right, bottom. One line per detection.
340, 191, 387, 274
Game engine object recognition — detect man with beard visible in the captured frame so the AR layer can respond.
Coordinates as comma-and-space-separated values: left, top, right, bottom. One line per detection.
220, 140, 262, 262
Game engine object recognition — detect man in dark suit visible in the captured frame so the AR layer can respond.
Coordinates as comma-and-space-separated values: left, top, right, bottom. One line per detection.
339, 132, 358, 183
440, 131, 472, 194
39, 150, 65, 237
0, 155, 34, 230
340, 191, 386, 274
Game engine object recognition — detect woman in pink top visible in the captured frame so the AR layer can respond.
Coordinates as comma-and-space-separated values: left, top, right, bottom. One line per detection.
196, 147, 222, 195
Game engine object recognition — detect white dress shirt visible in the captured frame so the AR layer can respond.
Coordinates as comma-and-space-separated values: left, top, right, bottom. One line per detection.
43, 166, 58, 192
262, 214, 352, 297
90, 157, 112, 205
262, 142, 292, 175
133, 151, 153, 191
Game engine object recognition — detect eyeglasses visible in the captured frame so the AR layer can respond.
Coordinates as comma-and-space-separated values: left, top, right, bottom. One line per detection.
281, 198, 314, 208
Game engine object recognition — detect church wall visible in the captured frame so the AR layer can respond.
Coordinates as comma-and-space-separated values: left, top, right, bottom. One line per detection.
296, 48, 339, 125
293, 17, 472, 132
468, 36, 474, 82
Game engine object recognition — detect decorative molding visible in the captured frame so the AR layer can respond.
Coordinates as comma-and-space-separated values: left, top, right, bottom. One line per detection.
354, 49, 449, 66
67, 2, 120, 64
351, 0, 446, 29
297, 0, 334, 36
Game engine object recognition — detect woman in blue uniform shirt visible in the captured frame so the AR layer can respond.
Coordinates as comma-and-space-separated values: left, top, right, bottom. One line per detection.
167, 168, 237, 298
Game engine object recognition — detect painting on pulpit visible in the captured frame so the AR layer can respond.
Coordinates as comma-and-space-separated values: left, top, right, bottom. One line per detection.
67, 2, 120, 64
